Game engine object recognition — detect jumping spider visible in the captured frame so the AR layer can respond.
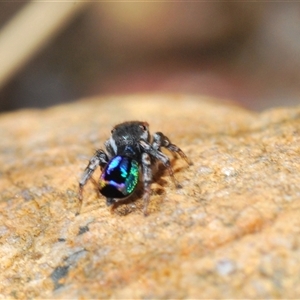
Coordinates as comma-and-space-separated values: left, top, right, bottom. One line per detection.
78, 121, 191, 216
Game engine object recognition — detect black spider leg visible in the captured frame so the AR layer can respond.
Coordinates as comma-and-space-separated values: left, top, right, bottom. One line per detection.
149, 132, 192, 189
141, 152, 152, 216
104, 140, 115, 156
152, 132, 192, 166
103, 140, 117, 207
78, 149, 109, 214
139, 138, 183, 215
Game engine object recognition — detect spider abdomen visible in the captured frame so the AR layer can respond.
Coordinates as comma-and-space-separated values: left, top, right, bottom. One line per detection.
99, 155, 139, 199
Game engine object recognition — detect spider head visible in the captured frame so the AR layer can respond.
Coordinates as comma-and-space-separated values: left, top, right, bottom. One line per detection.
109, 121, 150, 153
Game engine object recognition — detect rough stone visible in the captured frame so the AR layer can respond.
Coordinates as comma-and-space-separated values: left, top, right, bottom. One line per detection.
0, 94, 300, 299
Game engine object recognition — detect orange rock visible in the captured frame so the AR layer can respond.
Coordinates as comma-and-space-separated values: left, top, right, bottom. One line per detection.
0, 95, 300, 298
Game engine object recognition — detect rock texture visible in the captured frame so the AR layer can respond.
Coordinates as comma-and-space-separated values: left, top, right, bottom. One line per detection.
0, 94, 300, 299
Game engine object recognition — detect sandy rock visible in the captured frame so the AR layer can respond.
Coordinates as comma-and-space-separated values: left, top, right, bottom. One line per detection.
0, 94, 300, 298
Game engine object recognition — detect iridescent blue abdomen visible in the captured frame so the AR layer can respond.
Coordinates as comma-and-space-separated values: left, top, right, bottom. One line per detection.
99, 156, 139, 198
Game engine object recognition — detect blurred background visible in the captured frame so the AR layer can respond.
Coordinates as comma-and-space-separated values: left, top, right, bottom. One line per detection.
0, 2, 300, 112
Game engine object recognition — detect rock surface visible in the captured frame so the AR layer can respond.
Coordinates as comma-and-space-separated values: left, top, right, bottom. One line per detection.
0, 94, 300, 299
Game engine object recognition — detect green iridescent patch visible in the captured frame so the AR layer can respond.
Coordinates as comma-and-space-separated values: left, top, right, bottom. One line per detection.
125, 160, 139, 194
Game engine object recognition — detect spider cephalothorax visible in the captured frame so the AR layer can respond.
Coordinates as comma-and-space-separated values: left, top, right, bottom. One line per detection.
78, 121, 191, 216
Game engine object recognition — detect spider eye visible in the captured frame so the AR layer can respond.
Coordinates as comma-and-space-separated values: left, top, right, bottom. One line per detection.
111, 128, 116, 134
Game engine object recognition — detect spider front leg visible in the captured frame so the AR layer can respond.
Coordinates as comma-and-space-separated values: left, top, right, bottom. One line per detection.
140, 139, 181, 189
141, 152, 153, 216
152, 132, 192, 166
77, 149, 108, 214
151, 132, 192, 188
